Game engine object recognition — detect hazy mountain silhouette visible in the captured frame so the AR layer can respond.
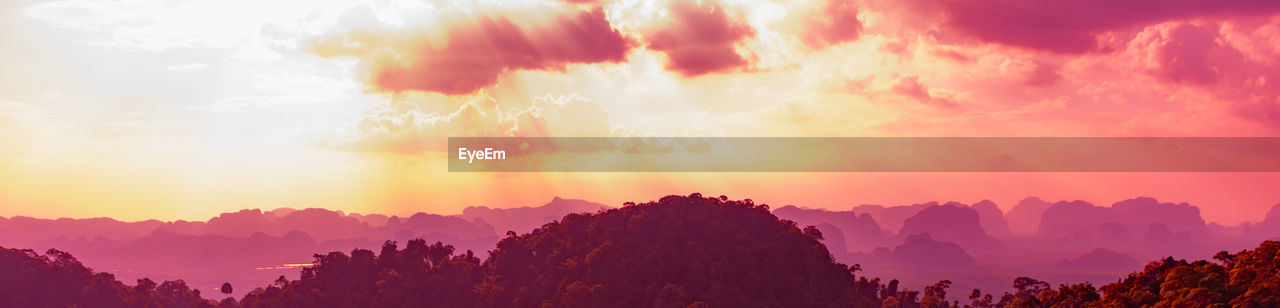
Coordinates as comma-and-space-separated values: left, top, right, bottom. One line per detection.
202, 208, 498, 243
812, 223, 852, 261
1036, 200, 1106, 238
1038, 197, 1208, 241
204, 209, 277, 238
1111, 197, 1208, 235
851, 202, 935, 233
459, 196, 609, 235
864, 233, 976, 270
388, 212, 497, 242
971, 200, 1014, 238
1246, 203, 1280, 240
899, 203, 1004, 253
1005, 197, 1052, 235
772, 205, 891, 253
348, 212, 390, 226
0, 216, 164, 248
1059, 248, 1141, 271
275, 208, 373, 242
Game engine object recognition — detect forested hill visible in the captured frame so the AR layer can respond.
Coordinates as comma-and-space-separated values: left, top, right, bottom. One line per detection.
0, 247, 217, 307
241, 193, 880, 307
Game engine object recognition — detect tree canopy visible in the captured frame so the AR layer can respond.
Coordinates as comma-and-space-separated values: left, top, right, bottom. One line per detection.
239, 193, 892, 307
0, 246, 215, 308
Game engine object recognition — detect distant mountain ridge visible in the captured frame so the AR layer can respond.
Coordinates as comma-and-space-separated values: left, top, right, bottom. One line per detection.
0, 197, 611, 249
459, 197, 610, 235
4, 195, 1280, 299
0, 196, 603, 298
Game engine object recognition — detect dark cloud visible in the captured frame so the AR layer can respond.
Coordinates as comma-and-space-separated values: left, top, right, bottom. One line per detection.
910, 0, 1280, 53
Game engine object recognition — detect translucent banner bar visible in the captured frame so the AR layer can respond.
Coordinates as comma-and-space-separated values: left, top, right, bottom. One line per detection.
447, 137, 1280, 172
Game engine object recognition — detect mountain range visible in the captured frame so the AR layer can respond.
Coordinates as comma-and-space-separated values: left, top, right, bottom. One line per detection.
4, 195, 1280, 298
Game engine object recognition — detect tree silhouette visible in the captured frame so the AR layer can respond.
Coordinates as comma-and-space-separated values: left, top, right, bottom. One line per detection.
221, 282, 233, 296
0, 246, 215, 307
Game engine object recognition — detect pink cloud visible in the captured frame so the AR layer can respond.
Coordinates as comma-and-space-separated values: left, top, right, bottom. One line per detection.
1140, 23, 1224, 85
646, 0, 756, 77
1124, 21, 1280, 128
1022, 61, 1062, 87
314, 8, 633, 96
909, 0, 1280, 53
801, 0, 863, 49
892, 76, 958, 107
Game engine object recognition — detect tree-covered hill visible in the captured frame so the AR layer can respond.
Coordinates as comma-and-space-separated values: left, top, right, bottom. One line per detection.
481, 193, 873, 307
0, 246, 216, 308
961, 241, 1280, 308
240, 193, 885, 307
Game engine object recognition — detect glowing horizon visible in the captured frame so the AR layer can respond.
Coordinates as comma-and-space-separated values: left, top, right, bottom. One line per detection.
3, 0, 1280, 224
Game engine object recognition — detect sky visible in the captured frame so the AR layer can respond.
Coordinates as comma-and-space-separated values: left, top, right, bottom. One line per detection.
2, 0, 1280, 224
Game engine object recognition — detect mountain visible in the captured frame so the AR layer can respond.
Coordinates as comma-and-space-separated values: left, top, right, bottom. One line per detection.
275, 208, 374, 242
1038, 197, 1208, 241
1036, 200, 1110, 239
812, 223, 851, 261
1245, 203, 1280, 240
971, 200, 1014, 238
866, 233, 977, 270
899, 203, 1004, 253
772, 205, 892, 253
388, 212, 497, 242
204, 209, 277, 238
1059, 248, 1141, 271
1110, 197, 1208, 235
851, 202, 936, 233
459, 196, 609, 235
1005, 197, 1052, 235
0, 216, 164, 248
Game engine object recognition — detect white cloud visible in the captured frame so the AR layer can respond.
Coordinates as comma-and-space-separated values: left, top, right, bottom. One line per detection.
21, 0, 368, 53
167, 62, 212, 71
305, 94, 620, 154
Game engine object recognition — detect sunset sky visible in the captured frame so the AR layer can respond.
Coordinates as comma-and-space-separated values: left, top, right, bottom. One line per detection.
3, 0, 1280, 224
